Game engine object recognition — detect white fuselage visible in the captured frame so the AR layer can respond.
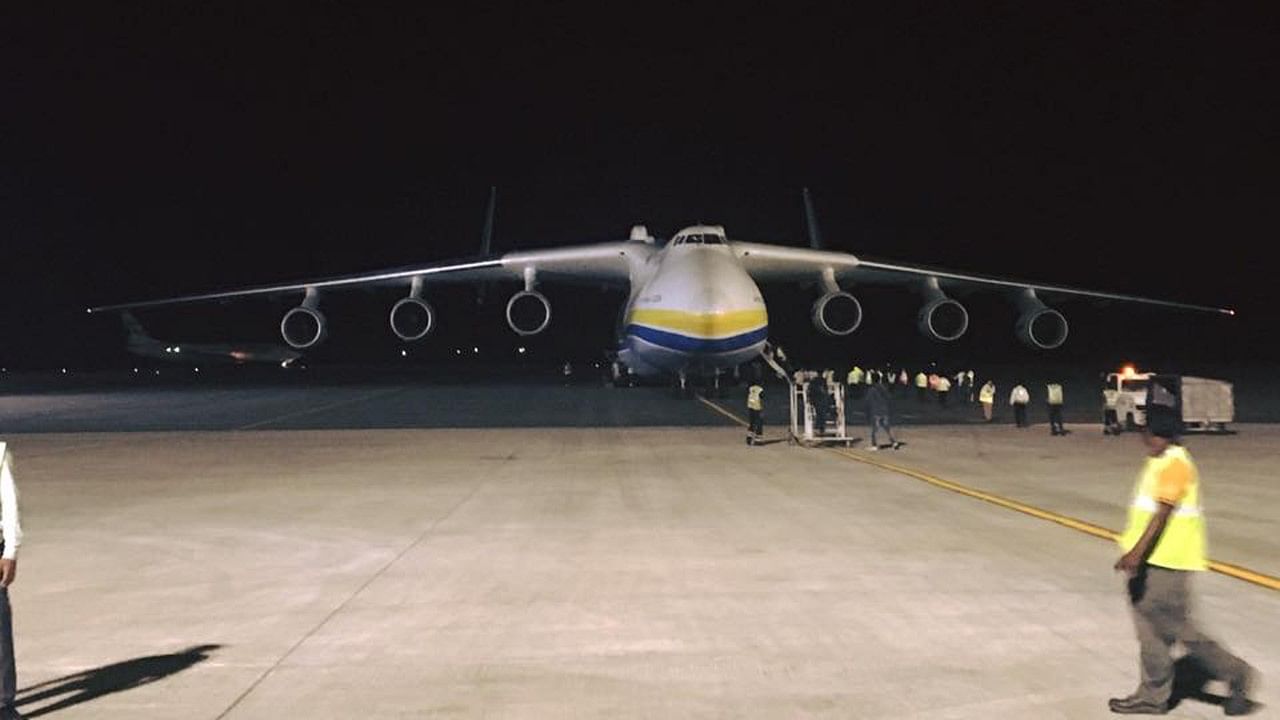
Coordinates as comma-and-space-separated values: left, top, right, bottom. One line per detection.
617, 227, 769, 374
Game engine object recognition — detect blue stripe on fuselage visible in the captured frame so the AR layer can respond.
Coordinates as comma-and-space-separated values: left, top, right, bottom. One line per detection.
626, 324, 768, 354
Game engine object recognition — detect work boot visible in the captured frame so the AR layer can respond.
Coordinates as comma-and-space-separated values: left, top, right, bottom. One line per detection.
1225, 665, 1256, 716
745, 435, 754, 446
1108, 696, 1167, 714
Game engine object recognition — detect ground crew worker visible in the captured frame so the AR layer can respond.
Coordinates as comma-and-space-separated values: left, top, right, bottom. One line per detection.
898, 369, 909, 387
807, 372, 829, 433
979, 380, 996, 421
865, 379, 901, 451
914, 371, 928, 402
0, 443, 23, 720
936, 374, 952, 406
1010, 383, 1030, 427
1046, 382, 1066, 435
966, 370, 976, 402
746, 382, 764, 445
1103, 382, 1121, 435
846, 365, 864, 386
1109, 408, 1256, 715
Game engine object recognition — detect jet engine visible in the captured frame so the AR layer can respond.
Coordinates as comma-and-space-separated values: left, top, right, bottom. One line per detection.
1016, 306, 1069, 349
811, 291, 863, 336
917, 298, 969, 341
506, 290, 552, 336
389, 297, 435, 341
280, 306, 327, 349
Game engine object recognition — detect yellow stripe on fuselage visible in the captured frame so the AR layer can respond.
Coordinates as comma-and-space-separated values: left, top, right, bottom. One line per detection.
628, 308, 767, 339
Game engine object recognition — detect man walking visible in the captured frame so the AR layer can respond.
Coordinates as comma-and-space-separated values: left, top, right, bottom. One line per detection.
1110, 408, 1256, 715
1010, 382, 1030, 427
865, 379, 901, 451
745, 381, 764, 445
0, 443, 23, 720
1046, 381, 1066, 435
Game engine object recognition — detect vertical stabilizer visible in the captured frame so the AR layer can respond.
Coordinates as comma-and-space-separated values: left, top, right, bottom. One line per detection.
480, 186, 497, 256
802, 187, 824, 249
121, 312, 151, 340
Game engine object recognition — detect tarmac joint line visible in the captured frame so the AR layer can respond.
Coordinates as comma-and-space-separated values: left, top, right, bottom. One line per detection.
696, 395, 1280, 593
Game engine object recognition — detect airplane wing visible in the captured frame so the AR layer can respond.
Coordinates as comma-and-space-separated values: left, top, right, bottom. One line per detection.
87, 242, 638, 313
732, 242, 1233, 315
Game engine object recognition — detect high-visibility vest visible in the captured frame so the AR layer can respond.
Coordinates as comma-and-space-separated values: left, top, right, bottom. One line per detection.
747, 385, 764, 411
847, 366, 863, 384
979, 383, 995, 403
937, 377, 951, 392
915, 373, 927, 388
1010, 386, 1029, 404
1117, 445, 1207, 571
1047, 383, 1064, 405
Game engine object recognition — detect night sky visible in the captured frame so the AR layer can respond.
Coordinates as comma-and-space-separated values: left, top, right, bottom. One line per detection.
2, 4, 1276, 369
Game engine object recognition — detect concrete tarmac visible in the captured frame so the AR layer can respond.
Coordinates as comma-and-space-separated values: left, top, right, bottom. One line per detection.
3, 382, 1278, 718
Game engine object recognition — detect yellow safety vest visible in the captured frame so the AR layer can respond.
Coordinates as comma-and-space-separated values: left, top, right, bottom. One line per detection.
915, 373, 927, 388
979, 384, 995, 403
747, 385, 763, 411
847, 367, 863, 384
1117, 445, 1207, 571
1047, 383, 1063, 405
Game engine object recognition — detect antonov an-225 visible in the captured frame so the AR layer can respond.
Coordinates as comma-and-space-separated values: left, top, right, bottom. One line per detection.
89, 190, 1231, 377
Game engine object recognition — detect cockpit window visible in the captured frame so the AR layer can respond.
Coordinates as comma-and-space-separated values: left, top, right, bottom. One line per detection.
702, 234, 723, 244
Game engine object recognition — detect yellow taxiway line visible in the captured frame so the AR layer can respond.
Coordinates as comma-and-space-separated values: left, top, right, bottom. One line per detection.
697, 395, 1280, 592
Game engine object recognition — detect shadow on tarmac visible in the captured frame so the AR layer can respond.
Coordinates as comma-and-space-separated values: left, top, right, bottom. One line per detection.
1169, 656, 1262, 716
15, 644, 221, 717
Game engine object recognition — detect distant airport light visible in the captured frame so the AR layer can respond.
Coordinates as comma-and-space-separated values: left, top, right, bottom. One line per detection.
517, 346, 526, 354
133, 368, 139, 373
194, 367, 200, 373
473, 347, 479, 354
455, 348, 462, 355
61, 368, 67, 374
1121, 364, 1137, 378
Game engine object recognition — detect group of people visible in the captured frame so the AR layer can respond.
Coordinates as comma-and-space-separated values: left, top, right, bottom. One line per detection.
847, 365, 976, 407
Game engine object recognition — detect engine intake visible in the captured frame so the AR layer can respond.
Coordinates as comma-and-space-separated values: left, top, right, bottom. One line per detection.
917, 298, 969, 341
506, 290, 551, 336
811, 292, 863, 336
1016, 307, 1069, 349
389, 297, 435, 341
280, 306, 327, 349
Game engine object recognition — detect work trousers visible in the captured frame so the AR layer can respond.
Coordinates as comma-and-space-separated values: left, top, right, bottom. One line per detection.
869, 415, 895, 447
938, 390, 949, 407
0, 587, 13, 709
1125, 566, 1248, 705
916, 387, 926, 402
981, 401, 993, 421
1048, 405, 1064, 434
748, 408, 763, 437
1013, 403, 1027, 427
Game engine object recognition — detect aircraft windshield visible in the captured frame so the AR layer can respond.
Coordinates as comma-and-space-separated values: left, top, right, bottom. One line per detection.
1121, 379, 1149, 392
677, 233, 723, 245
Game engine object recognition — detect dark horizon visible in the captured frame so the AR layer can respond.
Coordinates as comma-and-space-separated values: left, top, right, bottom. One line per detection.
2, 4, 1275, 368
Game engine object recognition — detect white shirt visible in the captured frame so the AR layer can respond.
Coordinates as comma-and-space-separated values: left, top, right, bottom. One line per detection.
1010, 385, 1030, 405
0, 443, 22, 560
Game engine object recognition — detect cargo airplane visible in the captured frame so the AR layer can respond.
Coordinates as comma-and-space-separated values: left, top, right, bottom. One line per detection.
89, 190, 1231, 377
121, 312, 302, 367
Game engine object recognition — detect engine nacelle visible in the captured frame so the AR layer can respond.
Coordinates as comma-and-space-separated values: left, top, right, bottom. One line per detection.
506, 290, 551, 336
811, 291, 863, 336
280, 306, 327, 349
1016, 307, 1069, 349
389, 297, 435, 341
917, 298, 969, 342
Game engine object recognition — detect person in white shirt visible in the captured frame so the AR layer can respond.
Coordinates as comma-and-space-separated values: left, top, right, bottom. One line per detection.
1010, 384, 1031, 428
0, 443, 22, 720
